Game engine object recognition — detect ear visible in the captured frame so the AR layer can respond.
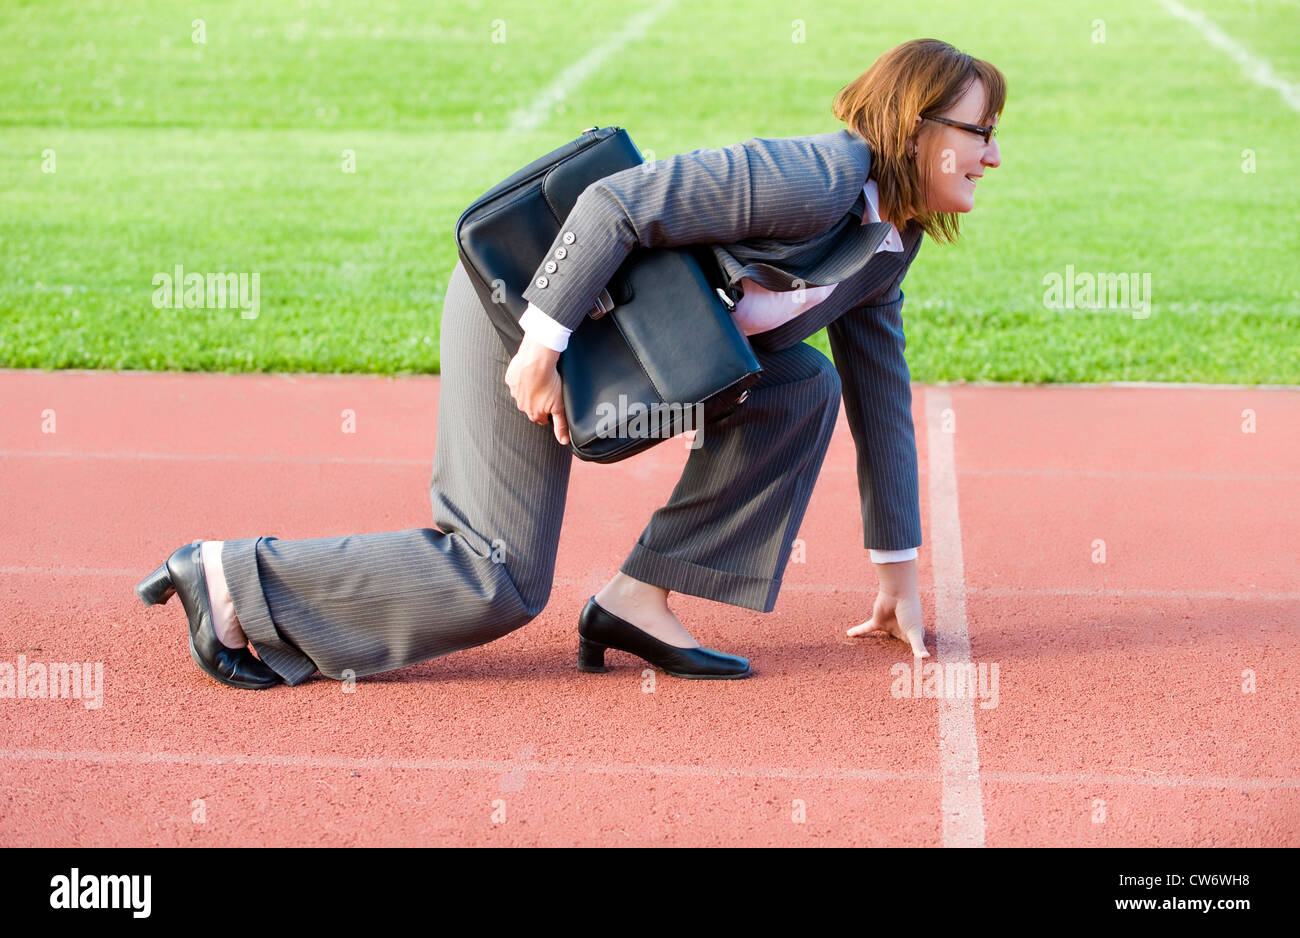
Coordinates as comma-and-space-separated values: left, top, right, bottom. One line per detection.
906, 115, 922, 158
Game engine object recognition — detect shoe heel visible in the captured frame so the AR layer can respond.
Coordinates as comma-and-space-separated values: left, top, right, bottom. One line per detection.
577, 636, 608, 673
135, 564, 176, 606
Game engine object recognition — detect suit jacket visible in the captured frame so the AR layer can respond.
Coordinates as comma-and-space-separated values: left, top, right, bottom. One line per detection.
521, 128, 924, 552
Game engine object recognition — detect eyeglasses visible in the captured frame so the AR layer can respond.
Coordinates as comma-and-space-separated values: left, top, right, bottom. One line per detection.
921, 114, 998, 145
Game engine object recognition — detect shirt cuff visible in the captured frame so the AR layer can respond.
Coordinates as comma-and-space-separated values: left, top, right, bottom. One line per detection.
869, 547, 918, 564
519, 302, 573, 353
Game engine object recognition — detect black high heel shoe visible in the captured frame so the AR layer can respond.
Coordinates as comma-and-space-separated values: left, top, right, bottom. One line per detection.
577, 596, 751, 679
135, 541, 282, 690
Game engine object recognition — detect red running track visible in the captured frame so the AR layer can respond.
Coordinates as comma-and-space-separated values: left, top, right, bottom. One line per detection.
0, 369, 1296, 846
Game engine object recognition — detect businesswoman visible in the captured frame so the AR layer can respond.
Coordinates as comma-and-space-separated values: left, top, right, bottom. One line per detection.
135, 38, 1005, 689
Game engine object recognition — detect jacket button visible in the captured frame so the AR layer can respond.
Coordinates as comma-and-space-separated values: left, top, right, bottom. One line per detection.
535, 276, 549, 288
554, 247, 567, 259
544, 260, 557, 273
562, 231, 576, 245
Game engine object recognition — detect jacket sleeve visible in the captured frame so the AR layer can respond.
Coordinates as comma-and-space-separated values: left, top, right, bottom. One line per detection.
521, 135, 862, 333
825, 289, 923, 552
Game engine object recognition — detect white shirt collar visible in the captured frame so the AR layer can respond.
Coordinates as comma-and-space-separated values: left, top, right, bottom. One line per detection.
862, 177, 905, 253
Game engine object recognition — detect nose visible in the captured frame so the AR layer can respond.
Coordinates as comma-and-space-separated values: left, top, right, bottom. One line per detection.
983, 138, 1001, 169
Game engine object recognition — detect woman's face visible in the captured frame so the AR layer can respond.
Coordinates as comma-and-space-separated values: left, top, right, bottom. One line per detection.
911, 78, 1002, 215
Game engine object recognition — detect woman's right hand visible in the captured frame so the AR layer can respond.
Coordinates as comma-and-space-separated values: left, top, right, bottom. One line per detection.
846, 558, 930, 657
847, 588, 930, 658
504, 334, 570, 445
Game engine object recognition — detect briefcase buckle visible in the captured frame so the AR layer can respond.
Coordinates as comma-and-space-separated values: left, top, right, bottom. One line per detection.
587, 288, 615, 320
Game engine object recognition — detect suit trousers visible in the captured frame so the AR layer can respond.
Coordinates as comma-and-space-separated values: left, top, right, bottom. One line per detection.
221, 259, 843, 685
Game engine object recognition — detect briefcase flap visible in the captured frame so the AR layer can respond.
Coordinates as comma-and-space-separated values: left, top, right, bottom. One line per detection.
539, 132, 644, 223
559, 247, 762, 463
454, 127, 644, 352
611, 248, 758, 403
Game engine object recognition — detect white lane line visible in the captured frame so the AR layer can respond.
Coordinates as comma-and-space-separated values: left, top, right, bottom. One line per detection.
1098, 381, 1300, 391
0, 367, 438, 382
548, 576, 1300, 603
982, 770, 1300, 790
4, 370, 1295, 390
6, 451, 1296, 484
0, 749, 931, 783
6, 568, 1297, 606
0, 449, 431, 466
930, 381, 1300, 390
926, 385, 987, 848
507, 0, 679, 133
773, 583, 1300, 602
1, 749, 1294, 791
959, 469, 1300, 483
1, 566, 145, 577
1155, 0, 1300, 112
966, 586, 1300, 602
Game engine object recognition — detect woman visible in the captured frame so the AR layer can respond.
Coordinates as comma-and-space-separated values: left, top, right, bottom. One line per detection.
134, 38, 1005, 689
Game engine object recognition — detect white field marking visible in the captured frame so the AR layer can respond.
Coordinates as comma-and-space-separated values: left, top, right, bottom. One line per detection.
1097, 381, 1300, 391
769, 583, 1300, 602
978, 770, 1300, 790
816, 464, 1300, 483
966, 586, 1300, 602
958, 469, 1300, 482
922, 381, 1300, 390
0, 367, 439, 381
4, 568, 1296, 605
1, 566, 146, 577
926, 385, 987, 848
7, 452, 1296, 485
499, 745, 535, 793
1155, 0, 1300, 111
2, 372, 1297, 392
548, 576, 1300, 603
0, 749, 1294, 791
507, 0, 680, 134
0, 748, 931, 783
0, 449, 430, 466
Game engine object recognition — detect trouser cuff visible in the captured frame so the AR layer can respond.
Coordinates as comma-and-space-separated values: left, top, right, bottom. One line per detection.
221, 537, 319, 686
620, 541, 779, 613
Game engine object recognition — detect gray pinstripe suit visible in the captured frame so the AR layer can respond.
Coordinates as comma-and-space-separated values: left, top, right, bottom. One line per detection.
221, 127, 925, 686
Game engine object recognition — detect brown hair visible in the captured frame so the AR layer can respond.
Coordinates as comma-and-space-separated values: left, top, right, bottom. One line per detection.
832, 38, 1006, 244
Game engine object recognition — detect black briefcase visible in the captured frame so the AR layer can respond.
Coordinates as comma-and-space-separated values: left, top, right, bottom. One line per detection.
454, 126, 763, 464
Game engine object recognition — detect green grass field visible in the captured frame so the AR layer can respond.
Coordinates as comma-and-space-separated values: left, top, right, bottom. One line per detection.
2, 0, 1297, 382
